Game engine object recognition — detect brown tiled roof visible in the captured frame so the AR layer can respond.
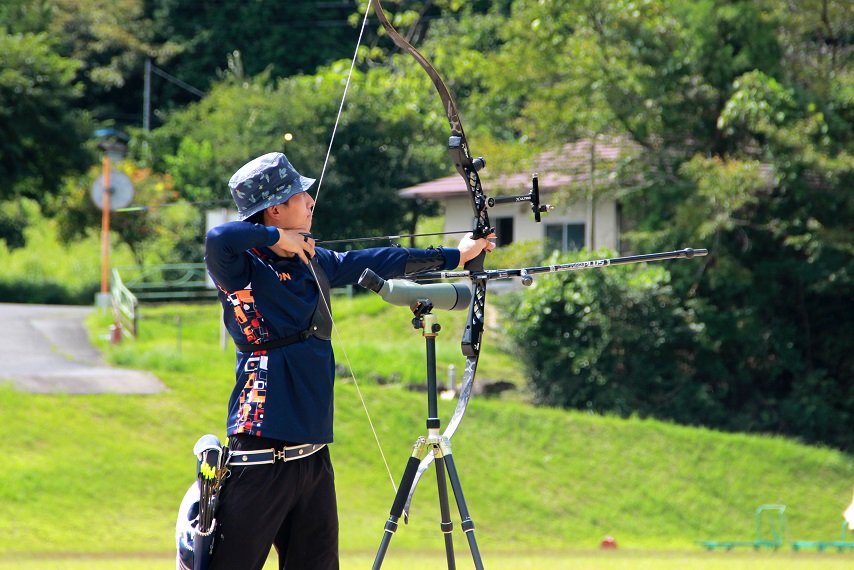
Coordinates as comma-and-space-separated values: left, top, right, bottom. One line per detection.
399, 137, 639, 199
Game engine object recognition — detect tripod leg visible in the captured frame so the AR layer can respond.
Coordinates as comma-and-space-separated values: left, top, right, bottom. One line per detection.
441, 438, 486, 570
373, 438, 426, 570
434, 454, 456, 570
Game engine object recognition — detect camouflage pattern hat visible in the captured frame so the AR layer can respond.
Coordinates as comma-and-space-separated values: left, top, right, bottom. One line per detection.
228, 152, 316, 221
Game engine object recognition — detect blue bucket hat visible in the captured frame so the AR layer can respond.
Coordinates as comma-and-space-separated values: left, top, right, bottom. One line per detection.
228, 152, 316, 221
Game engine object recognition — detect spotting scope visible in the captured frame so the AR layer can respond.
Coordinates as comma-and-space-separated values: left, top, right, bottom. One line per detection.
358, 269, 471, 311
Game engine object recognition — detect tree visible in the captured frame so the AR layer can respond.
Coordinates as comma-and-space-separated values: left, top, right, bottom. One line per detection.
142, 0, 367, 123
3, 0, 162, 129
127, 59, 449, 252
0, 31, 93, 209
50, 163, 190, 267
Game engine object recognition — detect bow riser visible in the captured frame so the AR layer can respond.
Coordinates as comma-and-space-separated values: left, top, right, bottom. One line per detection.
451, 143, 493, 243
461, 280, 486, 357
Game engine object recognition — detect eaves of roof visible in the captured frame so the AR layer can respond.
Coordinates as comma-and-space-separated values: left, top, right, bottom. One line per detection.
399, 137, 640, 199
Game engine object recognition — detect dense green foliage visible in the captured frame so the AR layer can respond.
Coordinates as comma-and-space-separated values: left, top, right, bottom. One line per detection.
502, 248, 854, 450
0, 0, 160, 127
0, 28, 93, 213
502, 252, 710, 420
142, 0, 362, 116
478, 1, 854, 451
129, 62, 448, 252
0, 199, 137, 304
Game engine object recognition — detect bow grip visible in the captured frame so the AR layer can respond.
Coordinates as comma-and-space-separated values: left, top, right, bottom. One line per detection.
463, 219, 493, 274
464, 249, 485, 273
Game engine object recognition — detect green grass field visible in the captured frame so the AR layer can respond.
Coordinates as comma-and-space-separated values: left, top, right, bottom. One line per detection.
3, 551, 854, 570
1, 297, 852, 568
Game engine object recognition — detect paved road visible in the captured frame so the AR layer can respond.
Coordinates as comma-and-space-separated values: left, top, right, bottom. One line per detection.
0, 303, 165, 394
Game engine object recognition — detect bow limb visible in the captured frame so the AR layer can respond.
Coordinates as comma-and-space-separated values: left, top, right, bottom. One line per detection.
370, 0, 493, 242
370, 0, 492, 519
370, 1, 466, 144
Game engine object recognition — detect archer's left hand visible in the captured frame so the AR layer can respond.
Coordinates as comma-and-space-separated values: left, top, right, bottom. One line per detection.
457, 232, 496, 267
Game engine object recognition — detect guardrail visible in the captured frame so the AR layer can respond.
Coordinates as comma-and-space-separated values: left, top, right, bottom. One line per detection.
111, 263, 354, 342
111, 268, 139, 338
113, 263, 217, 301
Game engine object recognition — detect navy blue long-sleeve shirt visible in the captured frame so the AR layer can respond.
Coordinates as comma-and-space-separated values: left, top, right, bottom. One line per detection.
205, 221, 460, 444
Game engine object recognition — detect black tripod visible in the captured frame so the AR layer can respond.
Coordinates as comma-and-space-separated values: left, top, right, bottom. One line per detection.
372, 300, 485, 570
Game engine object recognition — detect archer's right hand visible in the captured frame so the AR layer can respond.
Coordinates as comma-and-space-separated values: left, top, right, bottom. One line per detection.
269, 228, 315, 264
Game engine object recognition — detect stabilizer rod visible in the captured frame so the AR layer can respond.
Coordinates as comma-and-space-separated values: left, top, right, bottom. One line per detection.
412, 248, 709, 283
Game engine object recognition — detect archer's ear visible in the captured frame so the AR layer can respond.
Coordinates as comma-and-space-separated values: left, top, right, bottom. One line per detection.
262, 204, 279, 225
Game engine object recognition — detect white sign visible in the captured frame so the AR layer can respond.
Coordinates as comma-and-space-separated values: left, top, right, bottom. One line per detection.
204, 209, 240, 289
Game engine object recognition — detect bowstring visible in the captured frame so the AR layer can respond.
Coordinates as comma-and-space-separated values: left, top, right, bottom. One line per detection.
313, 3, 366, 212
308, 1, 398, 495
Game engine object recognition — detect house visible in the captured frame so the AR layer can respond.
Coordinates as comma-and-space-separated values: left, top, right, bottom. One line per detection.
399, 137, 639, 254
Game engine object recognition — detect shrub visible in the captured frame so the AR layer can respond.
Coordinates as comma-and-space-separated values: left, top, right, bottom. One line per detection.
499, 249, 715, 422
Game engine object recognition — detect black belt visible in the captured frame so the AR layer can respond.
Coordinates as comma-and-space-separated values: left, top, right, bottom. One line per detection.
234, 327, 319, 352
228, 443, 326, 466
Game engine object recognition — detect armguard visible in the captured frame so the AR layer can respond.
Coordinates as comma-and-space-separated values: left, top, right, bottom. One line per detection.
404, 247, 448, 275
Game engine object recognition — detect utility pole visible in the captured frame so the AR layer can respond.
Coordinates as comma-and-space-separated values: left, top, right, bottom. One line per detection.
142, 61, 206, 131
100, 153, 112, 298
143, 59, 151, 131
92, 129, 130, 309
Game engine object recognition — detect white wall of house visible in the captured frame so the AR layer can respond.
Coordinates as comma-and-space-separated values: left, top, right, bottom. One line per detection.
442, 193, 620, 252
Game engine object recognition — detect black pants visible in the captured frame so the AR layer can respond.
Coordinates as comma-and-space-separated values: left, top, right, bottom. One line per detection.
208, 434, 339, 570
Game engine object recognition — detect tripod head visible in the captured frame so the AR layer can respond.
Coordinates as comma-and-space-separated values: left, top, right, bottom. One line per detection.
411, 300, 441, 334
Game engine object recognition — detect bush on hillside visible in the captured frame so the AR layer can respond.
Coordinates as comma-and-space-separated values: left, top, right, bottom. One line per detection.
499, 249, 716, 423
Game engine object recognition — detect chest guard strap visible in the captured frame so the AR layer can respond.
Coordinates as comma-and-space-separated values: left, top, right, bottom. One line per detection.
234, 257, 332, 352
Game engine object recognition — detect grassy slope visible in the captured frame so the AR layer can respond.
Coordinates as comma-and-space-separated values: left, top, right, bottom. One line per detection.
0, 298, 851, 556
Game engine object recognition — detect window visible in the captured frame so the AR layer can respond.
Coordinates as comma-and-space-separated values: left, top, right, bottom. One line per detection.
545, 223, 585, 252
494, 217, 514, 247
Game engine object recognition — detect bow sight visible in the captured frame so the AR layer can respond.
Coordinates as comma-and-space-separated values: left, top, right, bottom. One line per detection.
460, 156, 554, 223
487, 173, 554, 222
